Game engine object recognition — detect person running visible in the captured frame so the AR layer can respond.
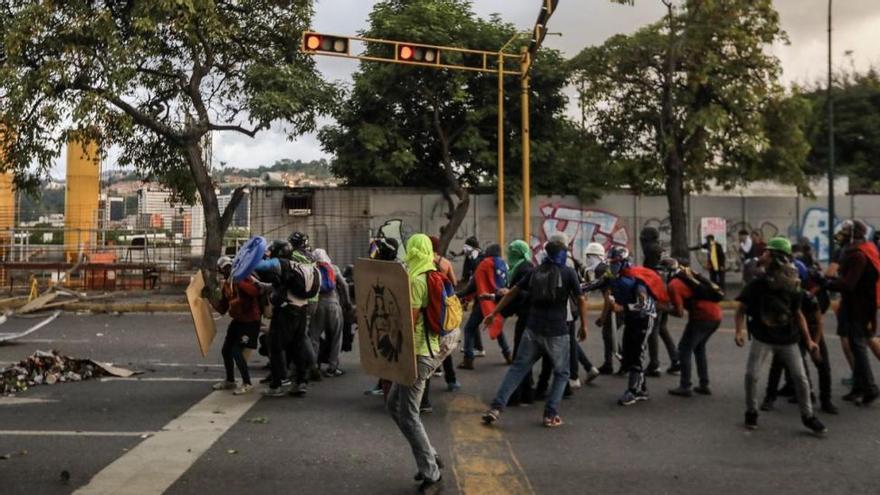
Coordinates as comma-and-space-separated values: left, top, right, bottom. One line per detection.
364, 236, 402, 398
456, 236, 486, 355
825, 220, 880, 405
735, 237, 827, 435
386, 234, 447, 493
500, 239, 535, 406
665, 258, 722, 397
481, 240, 588, 428
457, 244, 512, 369
211, 256, 262, 395
643, 227, 681, 377
312, 249, 349, 377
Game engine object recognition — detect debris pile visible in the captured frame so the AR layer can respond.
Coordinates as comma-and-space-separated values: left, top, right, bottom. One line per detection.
1, 350, 134, 395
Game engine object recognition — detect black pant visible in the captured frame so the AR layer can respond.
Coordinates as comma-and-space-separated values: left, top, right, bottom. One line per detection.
709, 269, 726, 291
846, 318, 877, 395
269, 305, 310, 389
621, 312, 654, 393
648, 312, 678, 370
421, 357, 458, 409
222, 320, 259, 385
601, 314, 619, 368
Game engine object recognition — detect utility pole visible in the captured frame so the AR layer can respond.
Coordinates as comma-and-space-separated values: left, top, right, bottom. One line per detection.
827, 0, 836, 261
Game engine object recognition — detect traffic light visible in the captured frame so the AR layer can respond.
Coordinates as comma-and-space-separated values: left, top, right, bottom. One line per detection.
397, 44, 439, 64
302, 32, 349, 55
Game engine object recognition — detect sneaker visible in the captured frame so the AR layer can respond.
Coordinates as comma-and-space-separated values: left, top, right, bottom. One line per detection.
365, 387, 384, 397
668, 387, 693, 398
433, 369, 444, 377
598, 364, 615, 375
446, 381, 461, 392
323, 368, 345, 378
760, 398, 775, 412
821, 401, 839, 415
586, 367, 601, 383
861, 386, 880, 406
212, 381, 236, 391
543, 415, 563, 428
420, 405, 434, 414
842, 391, 863, 403
482, 408, 501, 425
745, 410, 759, 430
618, 390, 638, 406
694, 386, 712, 396
645, 368, 662, 378
635, 389, 650, 402
233, 384, 253, 395
802, 415, 828, 435
503, 352, 513, 365
280, 378, 292, 388
289, 382, 309, 397
262, 387, 285, 397
568, 378, 582, 389
475, 350, 487, 358
667, 361, 682, 375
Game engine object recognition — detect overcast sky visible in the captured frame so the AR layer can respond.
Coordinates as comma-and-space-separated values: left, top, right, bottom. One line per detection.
95, 0, 880, 176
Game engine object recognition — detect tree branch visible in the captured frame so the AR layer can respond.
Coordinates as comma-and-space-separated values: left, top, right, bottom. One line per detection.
220, 185, 247, 231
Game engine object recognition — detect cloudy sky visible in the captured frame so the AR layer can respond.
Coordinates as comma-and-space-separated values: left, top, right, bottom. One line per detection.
99, 0, 880, 175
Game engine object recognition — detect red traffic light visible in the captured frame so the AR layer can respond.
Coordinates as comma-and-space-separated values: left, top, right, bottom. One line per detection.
398, 45, 438, 64
302, 32, 348, 54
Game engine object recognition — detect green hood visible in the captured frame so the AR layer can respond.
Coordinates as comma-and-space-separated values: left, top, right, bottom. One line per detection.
406, 234, 435, 279
507, 240, 532, 275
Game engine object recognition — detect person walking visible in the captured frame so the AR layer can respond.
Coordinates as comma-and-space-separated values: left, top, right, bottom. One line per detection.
481, 240, 588, 427
312, 249, 349, 377
457, 244, 512, 369
826, 220, 880, 405
665, 259, 722, 397
500, 239, 536, 406
643, 227, 680, 376
386, 234, 448, 493
690, 234, 726, 291
211, 256, 262, 395
735, 237, 827, 435
429, 236, 461, 392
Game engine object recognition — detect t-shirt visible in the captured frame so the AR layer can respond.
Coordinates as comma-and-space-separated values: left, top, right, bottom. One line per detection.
668, 278, 722, 322
736, 278, 802, 345
517, 264, 583, 336
411, 274, 440, 357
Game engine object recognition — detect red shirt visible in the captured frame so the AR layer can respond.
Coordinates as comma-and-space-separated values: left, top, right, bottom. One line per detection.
668, 278, 722, 322
222, 278, 262, 323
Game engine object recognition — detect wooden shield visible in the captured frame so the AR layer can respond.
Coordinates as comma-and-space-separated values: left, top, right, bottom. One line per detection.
354, 258, 416, 386
186, 271, 217, 357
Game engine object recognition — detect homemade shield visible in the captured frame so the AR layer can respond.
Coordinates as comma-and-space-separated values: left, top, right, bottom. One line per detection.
186, 271, 217, 357
232, 236, 268, 282
354, 258, 416, 386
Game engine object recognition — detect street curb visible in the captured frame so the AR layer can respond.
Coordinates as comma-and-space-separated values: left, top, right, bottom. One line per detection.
62, 302, 190, 313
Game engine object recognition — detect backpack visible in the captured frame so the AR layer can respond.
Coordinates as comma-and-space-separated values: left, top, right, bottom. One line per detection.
530, 263, 564, 305
757, 266, 800, 330
281, 260, 321, 300
317, 262, 336, 294
677, 272, 724, 303
423, 270, 463, 337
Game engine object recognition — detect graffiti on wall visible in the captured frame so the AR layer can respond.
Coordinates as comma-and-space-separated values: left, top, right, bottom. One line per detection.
533, 204, 629, 257
799, 208, 875, 263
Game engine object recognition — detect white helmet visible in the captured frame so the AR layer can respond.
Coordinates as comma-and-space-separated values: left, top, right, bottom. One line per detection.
584, 242, 606, 258
216, 256, 233, 271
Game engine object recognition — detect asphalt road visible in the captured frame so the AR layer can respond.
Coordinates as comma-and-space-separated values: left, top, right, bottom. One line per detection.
1, 311, 879, 495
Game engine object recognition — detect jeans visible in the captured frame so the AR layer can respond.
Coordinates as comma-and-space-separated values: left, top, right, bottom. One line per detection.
463, 307, 511, 360
846, 318, 877, 395
387, 356, 441, 483
676, 320, 719, 390
745, 340, 813, 417
648, 313, 678, 370
313, 298, 344, 369
765, 336, 831, 404
539, 322, 590, 387
621, 312, 654, 394
509, 316, 533, 404
221, 320, 259, 385
269, 304, 311, 388
490, 329, 570, 417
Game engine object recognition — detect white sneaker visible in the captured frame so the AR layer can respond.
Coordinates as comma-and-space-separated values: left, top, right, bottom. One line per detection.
586, 367, 601, 383
568, 378, 582, 389
233, 384, 253, 395
475, 350, 487, 358
212, 381, 236, 391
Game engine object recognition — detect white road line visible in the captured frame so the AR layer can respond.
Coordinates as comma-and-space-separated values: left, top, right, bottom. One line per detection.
145, 362, 225, 368
0, 430, 153, 437
99, 377, 220, 383
0, 397, 59, 406
74, 390, 260, 495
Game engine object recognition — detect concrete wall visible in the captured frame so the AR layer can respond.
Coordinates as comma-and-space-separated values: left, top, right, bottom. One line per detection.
249, 186, 880, 276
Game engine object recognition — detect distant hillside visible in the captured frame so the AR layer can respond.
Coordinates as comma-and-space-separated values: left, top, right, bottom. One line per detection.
216, 159, 333, 180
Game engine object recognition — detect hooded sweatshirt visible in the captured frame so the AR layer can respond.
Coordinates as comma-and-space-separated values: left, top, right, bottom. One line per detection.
406, 234, 440, 356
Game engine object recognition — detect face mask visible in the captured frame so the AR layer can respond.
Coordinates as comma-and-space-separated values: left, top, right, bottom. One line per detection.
584, 256, 602, 272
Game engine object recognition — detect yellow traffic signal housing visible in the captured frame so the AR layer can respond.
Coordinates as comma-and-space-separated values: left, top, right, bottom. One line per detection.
302, 32, 349, 55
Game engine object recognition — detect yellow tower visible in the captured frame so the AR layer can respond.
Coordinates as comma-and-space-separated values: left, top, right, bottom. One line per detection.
64, 136, 101, 262
0, 127, 14, 254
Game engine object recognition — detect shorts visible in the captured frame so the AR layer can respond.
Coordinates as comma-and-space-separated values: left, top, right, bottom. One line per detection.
228, 320, 260, 349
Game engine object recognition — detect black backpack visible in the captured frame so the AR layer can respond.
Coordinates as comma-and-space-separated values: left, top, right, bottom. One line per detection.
529, 263, 564, 305
678, 271, 724, 303
281, 260, 321, 300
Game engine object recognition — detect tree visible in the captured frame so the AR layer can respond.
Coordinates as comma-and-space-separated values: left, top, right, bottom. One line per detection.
571, 0, 809, 258
320, 0, 611, 252
0, 0, 334, 281
800, 68, 880, 193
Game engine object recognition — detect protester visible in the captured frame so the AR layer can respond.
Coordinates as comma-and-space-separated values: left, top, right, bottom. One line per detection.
643, 227, 680, 377
289, 231, 323, 383
211, 256, 261, 395
456, 236, 486, 355
735, 237, 827, 434
825, 220, 880, 405
429, 236, 461, 392
386, 234, 447, 493
665, 258, 722, 397
583, 243, 621, 375
312, 249, 349, 377
501, 239, 535, 406
364, 236, 401, 397
457, 244, 512, 369
690, 234, 726, 291
481, 240, 588, 427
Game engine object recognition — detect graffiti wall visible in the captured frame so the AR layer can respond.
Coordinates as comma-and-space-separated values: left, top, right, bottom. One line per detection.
799, 207, 875, 263
533, 204, 630, 257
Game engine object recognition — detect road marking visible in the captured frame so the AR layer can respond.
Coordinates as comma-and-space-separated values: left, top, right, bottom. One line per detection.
447, 394, 534, 495
0, 430, 153, 437
99, 377, 220, 383
0, 397, 59, 406
19, 338, 91, 344
74, 390, 260, 495
146, 362, 225, 368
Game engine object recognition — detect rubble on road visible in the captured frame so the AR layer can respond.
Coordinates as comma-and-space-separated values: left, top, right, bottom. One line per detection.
1, 349, 138, 395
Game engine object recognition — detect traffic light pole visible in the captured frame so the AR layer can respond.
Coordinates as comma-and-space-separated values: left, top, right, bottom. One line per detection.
497, 53, 506, 247
520, 49, 531, 243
